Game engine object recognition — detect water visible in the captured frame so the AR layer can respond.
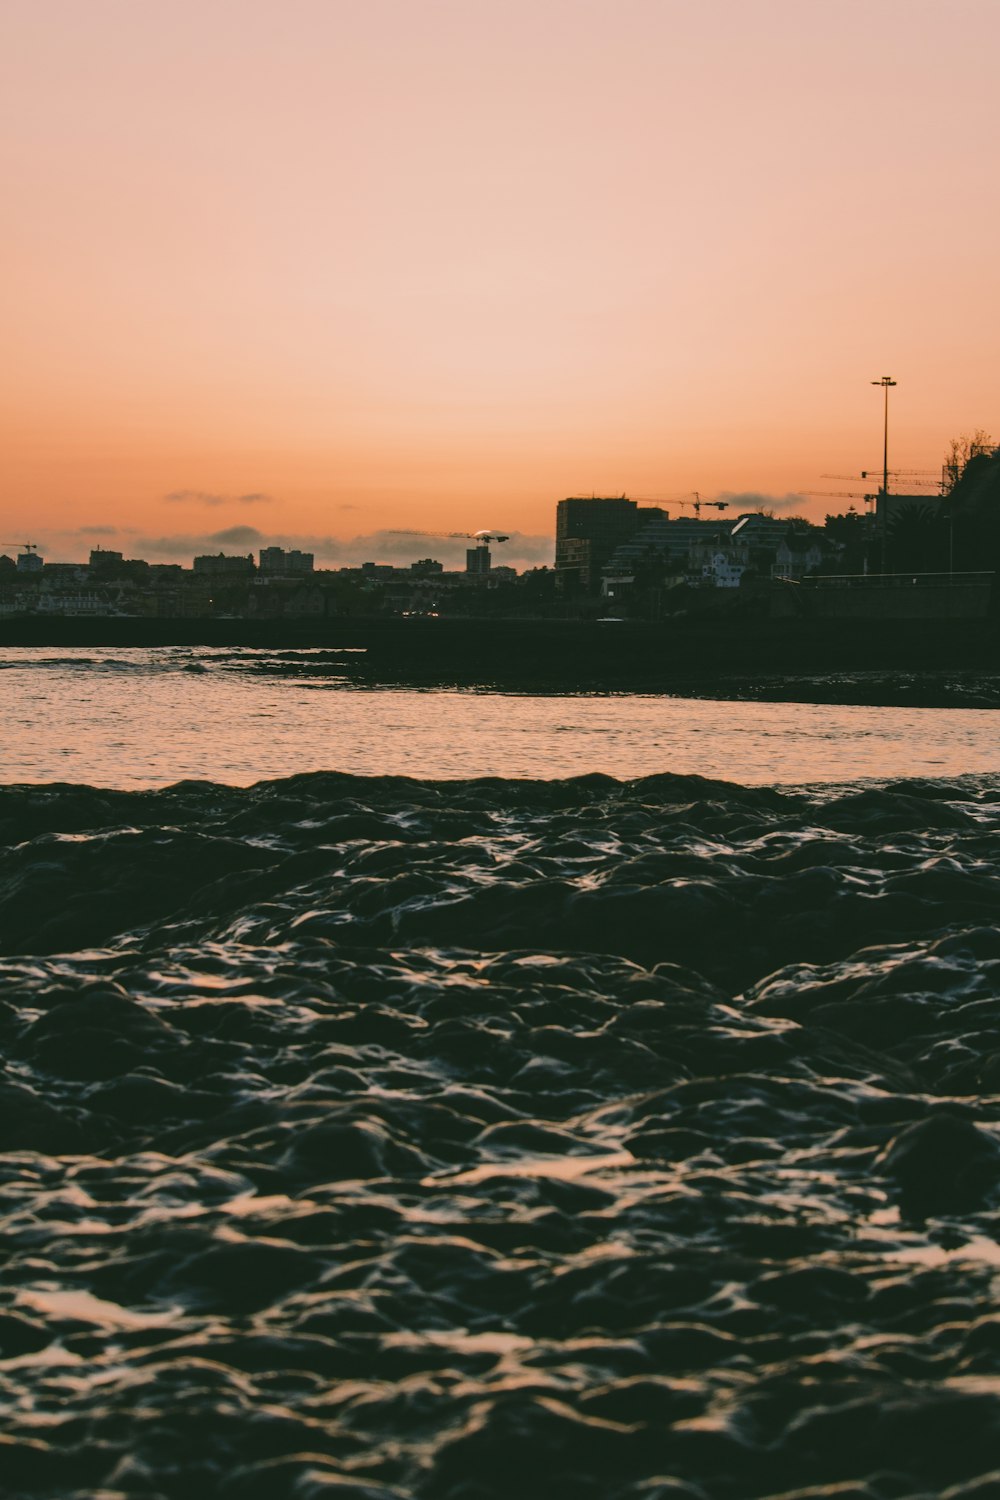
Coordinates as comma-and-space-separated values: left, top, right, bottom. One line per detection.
2, 646, 1000, 785
2, 648, 1000, 1499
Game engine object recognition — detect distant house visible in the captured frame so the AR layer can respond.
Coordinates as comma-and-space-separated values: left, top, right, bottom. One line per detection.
698, 548, 747, 588
284, 585, 325, 617
772, 535, 824, 580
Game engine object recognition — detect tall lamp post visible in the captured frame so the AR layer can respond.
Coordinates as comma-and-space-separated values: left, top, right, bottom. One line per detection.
871, 375, 896, 574
871, 375, 896, 498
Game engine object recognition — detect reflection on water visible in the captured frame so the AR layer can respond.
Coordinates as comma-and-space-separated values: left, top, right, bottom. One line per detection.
3, 645, 1000, 785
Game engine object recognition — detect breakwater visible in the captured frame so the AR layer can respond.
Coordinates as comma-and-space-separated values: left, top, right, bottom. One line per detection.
3, 616, 1000, 706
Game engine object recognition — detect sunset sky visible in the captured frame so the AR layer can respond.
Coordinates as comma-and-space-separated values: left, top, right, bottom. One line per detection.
2, 0, 998, 568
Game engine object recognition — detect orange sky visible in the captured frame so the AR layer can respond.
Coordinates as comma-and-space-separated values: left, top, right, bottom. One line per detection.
2, 0, 998, 567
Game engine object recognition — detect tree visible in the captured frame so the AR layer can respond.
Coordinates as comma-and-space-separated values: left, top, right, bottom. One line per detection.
944, 430, 996, 492
885, 504, 947, 573
939, 440, 1000, 572
823, 509, 869, 573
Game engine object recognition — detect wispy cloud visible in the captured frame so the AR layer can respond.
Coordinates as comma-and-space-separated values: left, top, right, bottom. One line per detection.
342, 530, 554, 566
164, 490, 276, 508
76, 524, 120, 536
208, 526, 265, 546
718, 491, 807, 514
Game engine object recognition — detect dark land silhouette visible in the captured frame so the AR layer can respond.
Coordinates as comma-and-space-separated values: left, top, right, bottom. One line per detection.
4, 614, 1000, 707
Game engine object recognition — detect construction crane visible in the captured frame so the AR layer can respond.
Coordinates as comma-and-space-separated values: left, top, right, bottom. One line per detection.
383, 531, 509, 549
861, 469, 943, 490
387, 529, 509, 542
823, 471, 941, 492
1, 541, 42, 568
633, 493, 729, 518
386, 528, 510, 569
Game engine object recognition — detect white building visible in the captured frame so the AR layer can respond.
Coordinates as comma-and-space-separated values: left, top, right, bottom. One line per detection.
700, 549, 746, 588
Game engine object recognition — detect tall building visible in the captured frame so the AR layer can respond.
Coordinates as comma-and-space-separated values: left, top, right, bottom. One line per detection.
259, 547, 314, 575
193, 553, 256, 576
555, 497, 659, 592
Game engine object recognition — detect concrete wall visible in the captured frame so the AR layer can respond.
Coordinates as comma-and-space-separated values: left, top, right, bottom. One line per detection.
771, 582, 993, 621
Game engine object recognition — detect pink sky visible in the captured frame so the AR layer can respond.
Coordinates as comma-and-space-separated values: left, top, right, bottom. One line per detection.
2, 0, 998, 566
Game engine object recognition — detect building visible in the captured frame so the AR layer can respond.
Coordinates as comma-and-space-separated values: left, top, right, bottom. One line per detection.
772, 534, 824, 581
89, 548, 124, 571
193, 553, 256, 576
604, 515, 734, 580
693, 545, 748, 588
729, 513, 795, 549
258, 546, 314, 575
555, 497, 657, 593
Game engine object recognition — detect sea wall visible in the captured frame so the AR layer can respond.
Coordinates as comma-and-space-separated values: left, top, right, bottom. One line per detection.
3, 615, 1000, 704
770, 581, 993, 621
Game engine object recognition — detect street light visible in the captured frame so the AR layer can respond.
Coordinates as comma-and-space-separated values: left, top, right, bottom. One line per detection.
871, 376, 896, 575
871, 376, 897, 498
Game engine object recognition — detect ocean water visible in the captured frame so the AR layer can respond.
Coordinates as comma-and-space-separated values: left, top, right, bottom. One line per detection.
2, 646, 1000, 786
2, 649, 1000, 1499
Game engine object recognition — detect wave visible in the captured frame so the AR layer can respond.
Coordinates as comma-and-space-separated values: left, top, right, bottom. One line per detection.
2, 771, 999, 1498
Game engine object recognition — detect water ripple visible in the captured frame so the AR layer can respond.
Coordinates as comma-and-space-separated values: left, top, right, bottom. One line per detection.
1, 771, 1000, 1497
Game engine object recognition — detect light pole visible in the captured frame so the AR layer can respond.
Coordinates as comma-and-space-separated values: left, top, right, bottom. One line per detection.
871, 375, 896, 498
871, 375, 896, 574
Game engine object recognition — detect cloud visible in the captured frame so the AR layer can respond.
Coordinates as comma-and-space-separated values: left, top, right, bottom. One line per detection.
76, 525, 120, 536
131, 528, 555, 571
717, 491, 807, 514
164, 489, 276, 507
208, 525, 265, 546
335, 530, 554, 567
338, 503, 359, 511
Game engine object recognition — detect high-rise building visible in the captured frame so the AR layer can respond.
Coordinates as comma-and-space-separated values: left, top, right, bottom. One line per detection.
555, 496, 660, 592
258, 547, 314, 575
